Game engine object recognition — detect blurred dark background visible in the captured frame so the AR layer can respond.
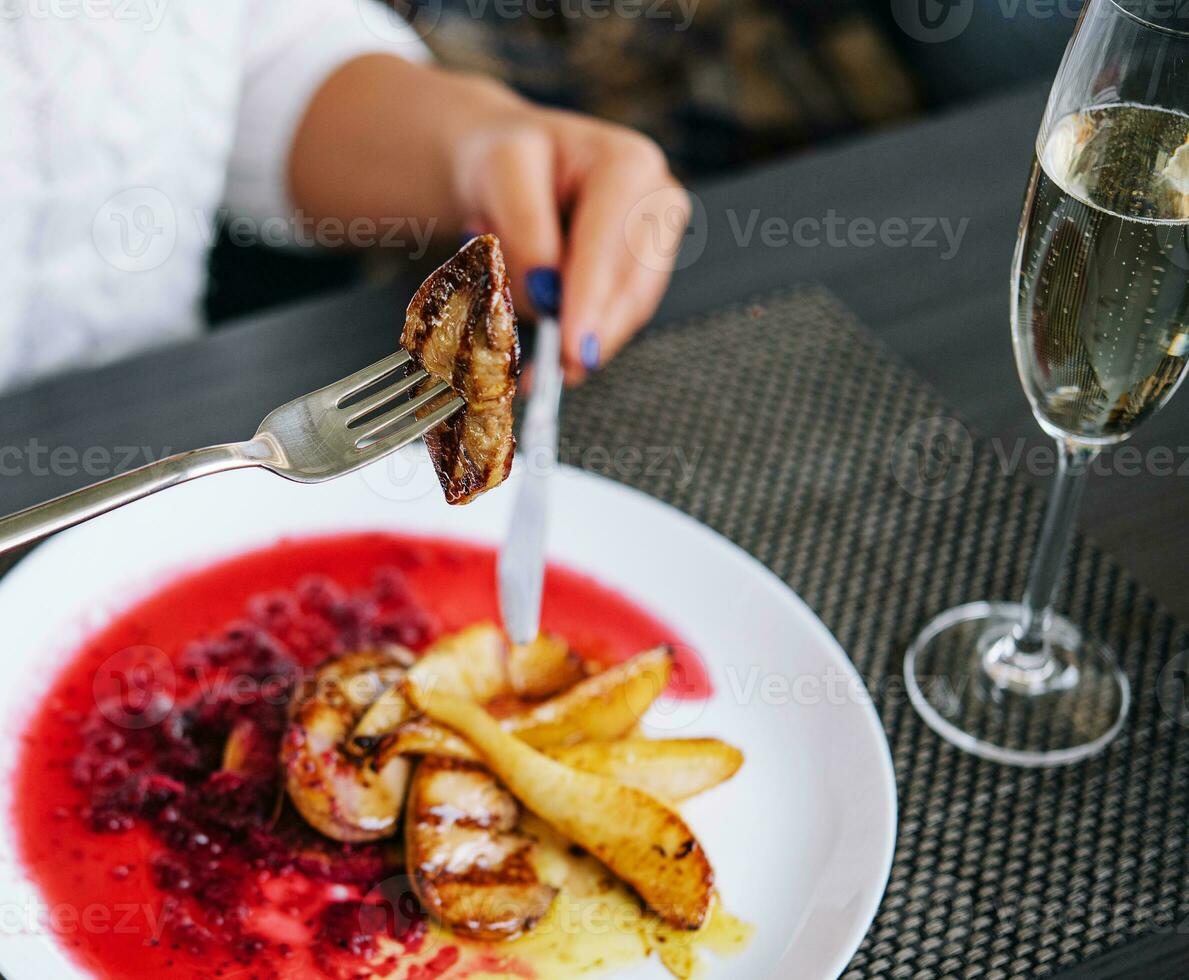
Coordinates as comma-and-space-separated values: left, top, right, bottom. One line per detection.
206, 0, 1082, 326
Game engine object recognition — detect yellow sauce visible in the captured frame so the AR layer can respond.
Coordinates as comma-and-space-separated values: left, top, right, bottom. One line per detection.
387, 815, 753, 979
645, 902, 755, 979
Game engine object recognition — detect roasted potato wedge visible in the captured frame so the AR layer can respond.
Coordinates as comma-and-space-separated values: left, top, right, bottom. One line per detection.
383, 717, 479, 761
350, 626, 582, 753
543, 739, 743, 802
506, 633, 585, 698
377, 646, 675, 764
406, 683, 714, 931
410, 623, 510, 701
351, 625, 505, 745
405, 757, 556, 941
386, 732, 740, 803
507, 645, 673, 747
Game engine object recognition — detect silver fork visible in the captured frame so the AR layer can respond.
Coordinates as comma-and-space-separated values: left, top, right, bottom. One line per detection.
0, 350, 461, 554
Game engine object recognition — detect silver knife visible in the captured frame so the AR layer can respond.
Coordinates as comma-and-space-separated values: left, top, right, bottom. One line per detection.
498, 312, 564, 645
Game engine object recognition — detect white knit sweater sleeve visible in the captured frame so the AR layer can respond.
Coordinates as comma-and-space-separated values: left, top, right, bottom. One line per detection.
223, 0, 430, 222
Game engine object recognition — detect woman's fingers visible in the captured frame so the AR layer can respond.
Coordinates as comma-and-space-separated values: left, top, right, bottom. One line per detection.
559, 133, 689, 382
455, 126, 564, 319
451, 114, 687, 382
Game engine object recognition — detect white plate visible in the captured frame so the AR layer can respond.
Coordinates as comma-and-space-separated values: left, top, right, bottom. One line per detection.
0, 448, 896, 980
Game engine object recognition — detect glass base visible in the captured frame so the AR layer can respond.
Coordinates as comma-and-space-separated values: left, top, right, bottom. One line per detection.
904, 601, 1130, 767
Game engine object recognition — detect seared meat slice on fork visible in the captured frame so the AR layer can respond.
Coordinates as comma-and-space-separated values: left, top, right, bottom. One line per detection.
401, 235, 520, 504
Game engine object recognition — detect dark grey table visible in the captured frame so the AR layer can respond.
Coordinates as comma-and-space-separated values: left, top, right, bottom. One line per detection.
2, 81, 1184, 978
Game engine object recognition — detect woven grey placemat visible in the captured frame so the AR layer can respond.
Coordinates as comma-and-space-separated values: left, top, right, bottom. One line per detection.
559, 286, 1189, 979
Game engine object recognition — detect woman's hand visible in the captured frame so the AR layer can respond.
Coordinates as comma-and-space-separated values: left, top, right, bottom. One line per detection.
449, 106, 691, 382
289, 56, 690, 383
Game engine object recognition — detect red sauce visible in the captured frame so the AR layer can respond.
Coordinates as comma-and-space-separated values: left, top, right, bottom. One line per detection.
13, 532, 708, 979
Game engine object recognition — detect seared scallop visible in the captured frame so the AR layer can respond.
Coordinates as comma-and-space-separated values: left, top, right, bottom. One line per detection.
405, 756, 556, 940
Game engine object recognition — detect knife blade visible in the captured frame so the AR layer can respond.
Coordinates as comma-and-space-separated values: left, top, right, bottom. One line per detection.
498, 310, 564, 645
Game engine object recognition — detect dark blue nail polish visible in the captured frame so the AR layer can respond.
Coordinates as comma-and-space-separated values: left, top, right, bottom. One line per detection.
525, 267, 561, 318
580, 332, 601, 371
459, 230, 480, 247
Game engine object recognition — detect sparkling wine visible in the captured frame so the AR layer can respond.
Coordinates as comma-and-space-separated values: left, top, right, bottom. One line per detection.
1013, 103, 1189, 441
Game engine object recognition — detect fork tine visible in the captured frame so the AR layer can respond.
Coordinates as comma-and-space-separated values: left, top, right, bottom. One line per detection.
358, 395, 465, 458
327, 350, 412, 406
345, 369, 429, 424
354, 381, 453, 445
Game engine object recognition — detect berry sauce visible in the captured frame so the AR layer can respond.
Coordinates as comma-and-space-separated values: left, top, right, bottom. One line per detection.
13, 532, 708, 979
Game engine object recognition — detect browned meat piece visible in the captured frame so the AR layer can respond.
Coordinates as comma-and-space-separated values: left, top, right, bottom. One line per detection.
405, 756, 556, 941
281, 649, 415, 843
401, 235, 520, 504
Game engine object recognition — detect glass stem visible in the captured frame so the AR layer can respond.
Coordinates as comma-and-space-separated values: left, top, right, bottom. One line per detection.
1008, 438, 1098, 666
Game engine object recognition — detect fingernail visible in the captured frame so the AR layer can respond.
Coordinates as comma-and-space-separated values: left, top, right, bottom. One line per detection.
525, 267, 561, 318
579, 332, 601, 371
459, 229, 480, 247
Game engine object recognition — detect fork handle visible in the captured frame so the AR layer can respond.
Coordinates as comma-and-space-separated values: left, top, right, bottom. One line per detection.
0, 441, 261, 555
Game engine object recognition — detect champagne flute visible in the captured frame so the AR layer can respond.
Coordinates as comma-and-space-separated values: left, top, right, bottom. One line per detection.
905, 0, 1189, 766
